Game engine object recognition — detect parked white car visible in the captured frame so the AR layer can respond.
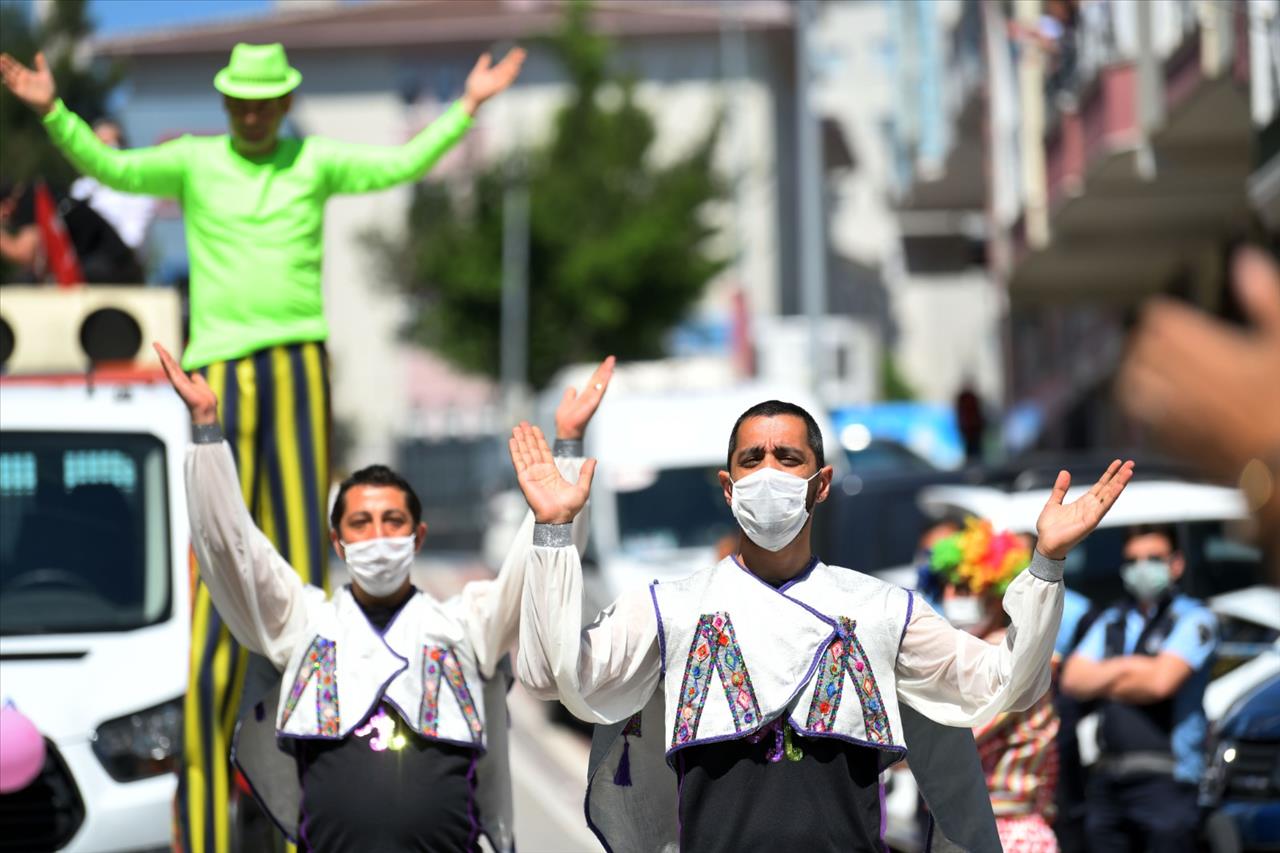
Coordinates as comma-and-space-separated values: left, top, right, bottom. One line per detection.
0, 375, 191, 852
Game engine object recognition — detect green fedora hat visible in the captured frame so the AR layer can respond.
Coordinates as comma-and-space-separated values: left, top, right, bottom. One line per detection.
214, 43, 302, 99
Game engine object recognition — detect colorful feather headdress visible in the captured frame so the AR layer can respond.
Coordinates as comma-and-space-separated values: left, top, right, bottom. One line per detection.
928, 517, 1031, 596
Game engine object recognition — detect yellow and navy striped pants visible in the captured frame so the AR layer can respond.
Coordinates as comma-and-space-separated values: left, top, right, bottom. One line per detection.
179, 341, 331, 853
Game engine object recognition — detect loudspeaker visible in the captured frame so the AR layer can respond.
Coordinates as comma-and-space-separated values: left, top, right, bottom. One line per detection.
0, 287, 181, 373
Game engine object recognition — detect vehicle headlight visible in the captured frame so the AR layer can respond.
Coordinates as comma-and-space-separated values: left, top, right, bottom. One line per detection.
91, 697, 183, 782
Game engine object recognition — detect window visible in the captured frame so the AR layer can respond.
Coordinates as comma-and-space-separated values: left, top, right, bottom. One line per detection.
616, 466, 734, 554
0, 433, 170, 635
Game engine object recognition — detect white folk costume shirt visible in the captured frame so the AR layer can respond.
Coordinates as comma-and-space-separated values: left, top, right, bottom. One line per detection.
186, 439, 586, 850
518, 533, 1064, 852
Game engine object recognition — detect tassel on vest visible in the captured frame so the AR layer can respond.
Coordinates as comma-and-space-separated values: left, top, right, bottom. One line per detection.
614, 736, 633, 787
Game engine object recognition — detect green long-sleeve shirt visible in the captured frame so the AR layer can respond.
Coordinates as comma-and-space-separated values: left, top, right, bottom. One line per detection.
43, 98, 472, 369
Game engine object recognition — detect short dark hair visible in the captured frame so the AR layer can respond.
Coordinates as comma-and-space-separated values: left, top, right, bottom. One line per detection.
1126, 523, 1177, 549
330, 465, 422, 530
726, 400, 825, 470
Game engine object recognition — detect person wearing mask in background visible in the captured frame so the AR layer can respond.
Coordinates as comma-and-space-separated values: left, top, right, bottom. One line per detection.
1060, 524, 1217, 853
155, 342, 612, 852
928, 519, 1061, 853
513, 400, 1134, 852
68, 118, 158, 265
1, 42, 524, 852
912, 516, 964, 611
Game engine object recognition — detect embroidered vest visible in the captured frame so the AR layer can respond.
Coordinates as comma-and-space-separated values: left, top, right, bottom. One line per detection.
650, 557, 912, 765
275, 587, 486, 749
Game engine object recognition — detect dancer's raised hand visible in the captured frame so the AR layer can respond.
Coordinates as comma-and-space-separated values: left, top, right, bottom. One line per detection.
509, 422, 596, 525
154, 342, 218, 425
556, 355, 616, 440
0, 52, 56, 115
462, 47, 526, 115
1035, 460, 1135, 560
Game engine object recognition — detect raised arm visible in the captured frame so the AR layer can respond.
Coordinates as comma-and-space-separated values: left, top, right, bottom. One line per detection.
156, 343, 311, 669
509, 421, 661, 724
897, 461, 1134, 726
459, 356, 613, 677
319, 48, 524, 195
1, 53, 186, 197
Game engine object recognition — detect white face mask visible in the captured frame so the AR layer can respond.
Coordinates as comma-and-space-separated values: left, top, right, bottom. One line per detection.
942, 595, 987, 631
341, 535, 416, 597
1120, 558, 1173, 603
730, 467, 819, 552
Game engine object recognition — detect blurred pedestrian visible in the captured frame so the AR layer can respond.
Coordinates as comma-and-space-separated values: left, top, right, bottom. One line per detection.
513, 400, 1135, 852
1, 40, 524, 853
69, 118, 158, 258
955, 384, 987, 464
1060, 524, 1217, 853
1119, 246, 1280, 580
156, 343, 612, 852
0, 176, 141, 283
912, 516, 964, 609
929, 519, 1061, 853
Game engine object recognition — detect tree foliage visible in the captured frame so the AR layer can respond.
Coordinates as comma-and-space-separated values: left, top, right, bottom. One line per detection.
373, 0, 726, 388
0, 0, 120, 187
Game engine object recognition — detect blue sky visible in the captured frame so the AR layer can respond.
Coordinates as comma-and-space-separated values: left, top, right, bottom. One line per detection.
88, 0, 276, 37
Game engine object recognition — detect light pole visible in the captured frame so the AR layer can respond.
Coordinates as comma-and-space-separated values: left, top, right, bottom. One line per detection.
795, 0, 827, 396
500, 150, 530, 426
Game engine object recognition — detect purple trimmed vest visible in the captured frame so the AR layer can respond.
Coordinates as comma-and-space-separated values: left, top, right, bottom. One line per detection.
650, 557, 912, 765
275, 587, 487, 750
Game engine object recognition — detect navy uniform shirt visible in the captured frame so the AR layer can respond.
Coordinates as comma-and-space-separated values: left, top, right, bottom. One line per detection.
1073, 593, 1217, 783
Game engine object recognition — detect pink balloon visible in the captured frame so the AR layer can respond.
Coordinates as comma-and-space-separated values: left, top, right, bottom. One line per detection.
0, 704, 46, 794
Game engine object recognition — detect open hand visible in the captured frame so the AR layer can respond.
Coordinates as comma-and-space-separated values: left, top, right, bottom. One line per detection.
555, 355, 615, 440
462, 47, 525, 115
509, 422, 595, 525
154, 342, 218, 425
1119, 247, 1280, 479
0, 52, 57, 115
1036, 460, 1135, 560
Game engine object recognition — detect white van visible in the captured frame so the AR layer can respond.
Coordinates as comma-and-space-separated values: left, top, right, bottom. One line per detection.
0, 375, 190, 852
0, 288, 189, 852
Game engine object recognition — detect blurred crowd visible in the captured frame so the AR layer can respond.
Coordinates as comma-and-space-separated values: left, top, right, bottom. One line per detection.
1, 117, 155, 286
911, 515, 1220, 852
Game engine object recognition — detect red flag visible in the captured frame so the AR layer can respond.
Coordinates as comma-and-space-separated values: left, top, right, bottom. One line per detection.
33, 181, 84, 286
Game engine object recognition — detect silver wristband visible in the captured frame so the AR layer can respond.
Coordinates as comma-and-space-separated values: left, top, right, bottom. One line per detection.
533, 523, 573, 547
553, 439, 583, 458
192, 422, 224, 444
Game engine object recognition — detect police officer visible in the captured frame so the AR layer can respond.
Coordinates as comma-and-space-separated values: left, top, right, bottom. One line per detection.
1060, 524, 1217, 853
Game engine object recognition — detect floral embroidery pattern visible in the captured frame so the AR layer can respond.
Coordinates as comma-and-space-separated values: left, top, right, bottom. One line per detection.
671, 612, 761, 748
806, 617, 891, 743
281, 637, 339, 735
419, 645, 483, 742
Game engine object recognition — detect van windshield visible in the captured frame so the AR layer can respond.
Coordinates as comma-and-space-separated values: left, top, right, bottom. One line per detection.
616, 465, 735, 553
0, 432, 171, 635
